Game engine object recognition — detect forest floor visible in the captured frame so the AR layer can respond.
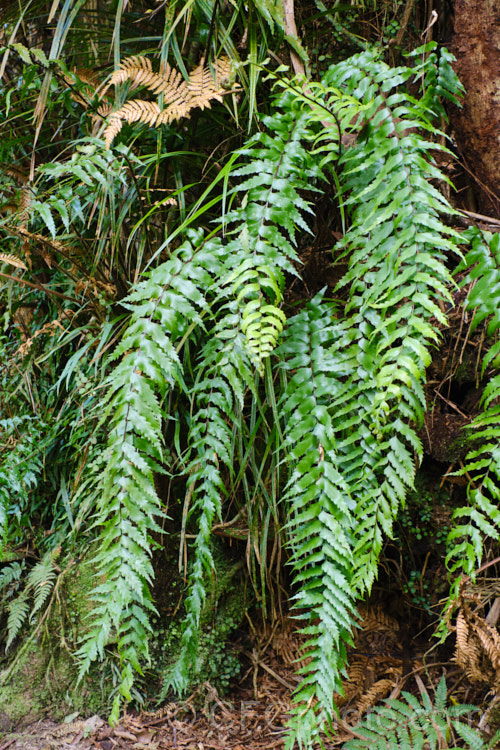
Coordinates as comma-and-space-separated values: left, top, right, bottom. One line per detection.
0, 605, 493, 750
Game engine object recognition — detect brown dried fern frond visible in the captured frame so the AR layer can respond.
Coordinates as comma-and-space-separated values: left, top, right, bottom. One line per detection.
356, 678, 395, 716
103, 56, 236, 148
104, 101, 161, 148
110, 55, 154, 90
473, 616, 500, 676
455, 608, 499, 685
357, 605, 399, 632
0, 253, 27, 270
335, 657, 370, 706
187, 57, 231, 110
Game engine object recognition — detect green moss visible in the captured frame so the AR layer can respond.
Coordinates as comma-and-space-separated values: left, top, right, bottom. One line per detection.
0, 556, 110, 729
149, 546, 248, 697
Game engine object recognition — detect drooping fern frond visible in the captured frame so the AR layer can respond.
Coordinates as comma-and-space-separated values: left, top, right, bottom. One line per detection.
445, 228, 500, 583
342, 676, 497, 750
77, 229, 229, 722
266, 46, 463, 747
278, 294, 357, 748
163, 302, 255, 695
221, 93, 334, 372
5, 548, 59, 650
103, 57, 234, 148
320, 46, 460, 595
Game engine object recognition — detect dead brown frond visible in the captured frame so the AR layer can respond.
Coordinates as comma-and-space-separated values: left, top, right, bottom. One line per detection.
104, 101, 161, 148
103, 56, 236, 148
0, 253, 27, 270
74, 276, 117, 299
335, 657, 370, 706
357, 604, 399, 633
16, 317, 66, 359
454, 584, 500, 689
356, 678, 396, 716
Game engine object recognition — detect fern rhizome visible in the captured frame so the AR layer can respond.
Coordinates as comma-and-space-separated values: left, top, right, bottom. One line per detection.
4, 38, 500, 749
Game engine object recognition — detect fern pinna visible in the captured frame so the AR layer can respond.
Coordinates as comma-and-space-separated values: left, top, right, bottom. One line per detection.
75, 43, 466, 746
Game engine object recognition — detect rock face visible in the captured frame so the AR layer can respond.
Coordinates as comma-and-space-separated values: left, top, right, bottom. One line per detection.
452, 0, 500, 212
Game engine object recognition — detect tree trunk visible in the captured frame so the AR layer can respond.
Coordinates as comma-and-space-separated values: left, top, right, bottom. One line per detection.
452, 0, 500, 213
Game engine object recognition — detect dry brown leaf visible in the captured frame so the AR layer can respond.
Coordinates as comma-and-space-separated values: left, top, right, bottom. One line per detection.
0, 252, 27, 270
356, 678, 395, 716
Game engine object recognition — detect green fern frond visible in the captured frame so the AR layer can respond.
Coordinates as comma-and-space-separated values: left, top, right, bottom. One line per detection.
77, 229, 229, 720
279, 294, 357, 748
26, 549, 59, 620
163, 302, 254, 695
0, 561, 24, 594
222, 99, 323, 372
5, 591, 30, 651
321, 47, 459, 594
342, 676, 494, 750
445, 228, 500, 581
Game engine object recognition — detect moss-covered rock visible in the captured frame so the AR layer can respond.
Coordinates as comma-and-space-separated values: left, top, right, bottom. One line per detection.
0, 557, 108, 730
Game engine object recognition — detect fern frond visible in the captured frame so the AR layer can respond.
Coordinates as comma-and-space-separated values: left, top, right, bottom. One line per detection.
26, 549, 59, 619
103, 57, 234, 148
343, 676, 490, 750
0, 561, 24, 594
320, 47, 459, 595
164, 303, 254, 695
5, 591, 30, 651
109, 55, 155, 88
77, 229, 229, 719
221, 98, 325, 371
104, 101, 161, 148
445, 228, 500, 580
0, 253, 27, 270
279, 295, 357, 748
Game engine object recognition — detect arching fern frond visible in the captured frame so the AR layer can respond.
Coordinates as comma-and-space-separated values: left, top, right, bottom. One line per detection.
104, 57, 234, 148
343, 676, 496, 750
4, 548, 59, 651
